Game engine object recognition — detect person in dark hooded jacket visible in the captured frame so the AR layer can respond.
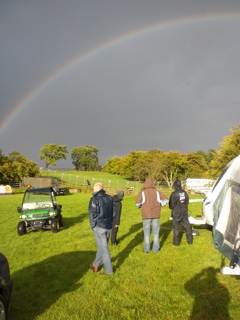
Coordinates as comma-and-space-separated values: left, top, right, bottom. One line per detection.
111, 190, 124, 246
169, 180, 193, 246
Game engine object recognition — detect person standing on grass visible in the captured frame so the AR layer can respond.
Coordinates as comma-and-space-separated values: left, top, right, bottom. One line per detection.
135, 178, 168, 253
169, 179, 193, 246
88, 182, 116, 275
111, 190, 124, 246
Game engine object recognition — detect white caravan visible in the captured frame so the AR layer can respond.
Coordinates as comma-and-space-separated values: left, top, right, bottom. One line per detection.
202, 154, 240, 227
202, 154, 240, 275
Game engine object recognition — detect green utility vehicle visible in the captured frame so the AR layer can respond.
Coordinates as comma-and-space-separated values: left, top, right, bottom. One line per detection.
17, 187, 63, 235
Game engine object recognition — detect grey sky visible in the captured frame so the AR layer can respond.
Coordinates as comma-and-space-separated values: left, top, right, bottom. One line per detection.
1, 0, 240, 167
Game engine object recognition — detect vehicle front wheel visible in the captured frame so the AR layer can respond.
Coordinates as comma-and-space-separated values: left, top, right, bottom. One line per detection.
0, 294, 8, 320
59, 213, 63, 227
51, 220, 60, 233
17, 221, 26, 236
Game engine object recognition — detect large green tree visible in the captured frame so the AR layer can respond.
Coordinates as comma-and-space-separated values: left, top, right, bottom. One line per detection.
103, 156, 122, 175
150, 151, 184, 187
0, 150, 40, 183
211, 124, 240, 177
71, 145, 99, 171
132, 151, 153, 181
39, 144, 68, 169
182, 152, 209, 179
103, 151, 148, 179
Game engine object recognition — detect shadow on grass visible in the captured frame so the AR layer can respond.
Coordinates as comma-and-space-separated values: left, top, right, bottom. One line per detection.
160, 220, 201, 247
10, 251, 95, 320
112, 223, 143, 269
117, 222, 143, 243
160, 220, 173, 248
185, 267, 230, 320
62, 212, 89, 230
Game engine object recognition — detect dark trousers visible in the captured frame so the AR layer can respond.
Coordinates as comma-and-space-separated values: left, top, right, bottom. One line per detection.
111, 226, 119, 244
173, 217, 193, 246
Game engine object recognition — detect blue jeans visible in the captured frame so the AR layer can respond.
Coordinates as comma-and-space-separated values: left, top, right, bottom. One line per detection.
143, 219, 160, 253
92, 227, 113, 274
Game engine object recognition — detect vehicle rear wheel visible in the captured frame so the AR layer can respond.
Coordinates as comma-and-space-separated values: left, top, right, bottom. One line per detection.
17, 221, 26, 236
51, 220, 60, 233
0, 294, 8, 320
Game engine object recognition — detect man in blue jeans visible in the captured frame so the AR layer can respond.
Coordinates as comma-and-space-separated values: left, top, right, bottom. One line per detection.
88, 182, 116, 275
136, 179, 168, 253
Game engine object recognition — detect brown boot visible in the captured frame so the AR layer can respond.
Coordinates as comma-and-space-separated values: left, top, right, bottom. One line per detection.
89, 263, 99, 272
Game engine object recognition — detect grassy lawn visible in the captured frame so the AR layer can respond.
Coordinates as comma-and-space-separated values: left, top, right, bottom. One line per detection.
1, 188, 239, 319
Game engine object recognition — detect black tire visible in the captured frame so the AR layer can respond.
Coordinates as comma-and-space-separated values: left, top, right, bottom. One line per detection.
17, 221, 26, 236
0, 294, 8, 320
51, 219, 60, 233
192, 230, 200, 236
58, 213, 63, 227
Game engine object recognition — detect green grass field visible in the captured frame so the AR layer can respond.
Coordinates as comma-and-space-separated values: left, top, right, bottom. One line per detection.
1, 186, 239, 319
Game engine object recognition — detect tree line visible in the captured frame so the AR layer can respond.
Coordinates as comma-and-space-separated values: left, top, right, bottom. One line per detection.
1, 124, 239, 184
102, 124, 240, 184
0, 150, 40, 184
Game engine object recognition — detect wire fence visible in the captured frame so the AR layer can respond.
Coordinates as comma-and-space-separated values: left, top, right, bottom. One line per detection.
41, 169, 144, 194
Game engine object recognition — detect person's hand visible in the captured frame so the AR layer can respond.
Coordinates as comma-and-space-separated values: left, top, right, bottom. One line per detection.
160, 200, 168, 207
115, 225, 119, 228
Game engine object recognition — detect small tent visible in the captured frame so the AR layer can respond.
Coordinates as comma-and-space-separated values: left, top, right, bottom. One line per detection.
0, 185, 13, 195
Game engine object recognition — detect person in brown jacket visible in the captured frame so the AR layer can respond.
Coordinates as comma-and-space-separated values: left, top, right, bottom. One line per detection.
135, 178, 168, 253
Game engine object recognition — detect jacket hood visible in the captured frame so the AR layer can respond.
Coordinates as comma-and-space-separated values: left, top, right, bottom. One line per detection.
113, 190, 124, 201
173, 180, 182, 191
117, 190, 124, 200
93, 189, 106, 196
142, 178, 155, 189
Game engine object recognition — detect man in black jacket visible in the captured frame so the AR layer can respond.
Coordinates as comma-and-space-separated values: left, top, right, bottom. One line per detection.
88, 182, 115, 275
111, 190, 124, 246
169, 180, 193, 246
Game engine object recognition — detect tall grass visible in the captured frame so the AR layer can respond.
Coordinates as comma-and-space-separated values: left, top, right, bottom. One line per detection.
0, 189, 238, 319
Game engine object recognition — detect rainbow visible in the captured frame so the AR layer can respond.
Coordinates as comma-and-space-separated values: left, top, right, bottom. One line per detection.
1, 13, 239, 137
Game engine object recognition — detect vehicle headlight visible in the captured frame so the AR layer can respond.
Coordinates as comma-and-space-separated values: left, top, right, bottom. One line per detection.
20, 215, 26, 219
49, 212, 56, 216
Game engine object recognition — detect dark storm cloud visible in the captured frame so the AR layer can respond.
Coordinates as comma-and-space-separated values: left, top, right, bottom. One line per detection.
0, 0, 240, 167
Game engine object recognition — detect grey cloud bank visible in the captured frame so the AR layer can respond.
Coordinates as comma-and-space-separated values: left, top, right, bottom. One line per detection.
0, 0, 240, 167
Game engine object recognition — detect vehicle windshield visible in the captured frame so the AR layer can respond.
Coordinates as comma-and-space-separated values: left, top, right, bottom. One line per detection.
22, 189, 55, 210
